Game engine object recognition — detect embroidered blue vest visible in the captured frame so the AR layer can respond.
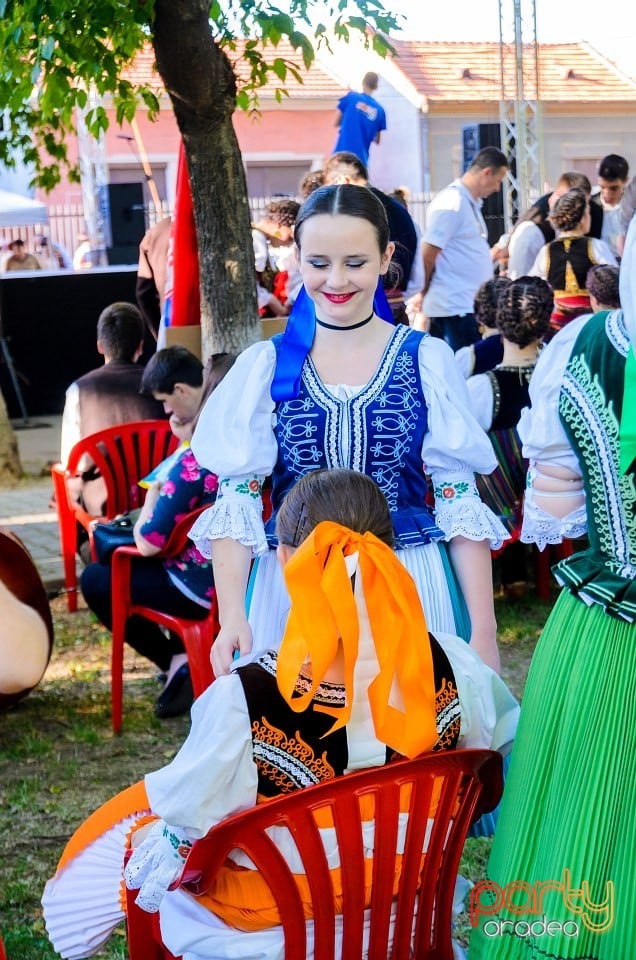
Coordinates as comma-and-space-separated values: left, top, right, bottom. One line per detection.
267, 326, 443, 549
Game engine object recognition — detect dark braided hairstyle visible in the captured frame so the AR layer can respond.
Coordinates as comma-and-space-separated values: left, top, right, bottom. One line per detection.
550, 187, 588, 232
495, 276, 553, 346
473, 276, 513, 331
585, 264, 620, 309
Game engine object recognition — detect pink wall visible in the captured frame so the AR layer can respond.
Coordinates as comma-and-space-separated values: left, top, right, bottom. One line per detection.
38, 103, 335, 207
233, 108, 335, 156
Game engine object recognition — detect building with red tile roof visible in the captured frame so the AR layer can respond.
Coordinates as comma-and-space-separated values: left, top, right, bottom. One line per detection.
34, 38, 636, 243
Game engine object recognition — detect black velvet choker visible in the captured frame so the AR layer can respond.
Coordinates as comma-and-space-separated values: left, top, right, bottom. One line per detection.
315, 310, 374, 331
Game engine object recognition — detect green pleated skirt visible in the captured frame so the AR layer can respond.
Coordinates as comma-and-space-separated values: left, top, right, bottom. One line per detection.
469, 589, 636, 959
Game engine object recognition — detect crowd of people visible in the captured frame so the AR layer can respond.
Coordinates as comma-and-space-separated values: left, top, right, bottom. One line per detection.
1, 84, 632, 959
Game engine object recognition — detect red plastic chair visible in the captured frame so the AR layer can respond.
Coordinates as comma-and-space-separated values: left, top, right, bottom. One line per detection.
110, 504, 218, 734
0, 934, 6, 960
52, 420, 177, 612
126, 749, 503, 960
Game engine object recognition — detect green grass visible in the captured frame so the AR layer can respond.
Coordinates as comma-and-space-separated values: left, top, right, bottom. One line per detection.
0, 592, 552, 957
0, 597, 190, 958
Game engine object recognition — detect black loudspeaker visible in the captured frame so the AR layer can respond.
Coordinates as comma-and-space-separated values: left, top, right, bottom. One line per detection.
461, 123, 505, 245
0, 269, 147, 417
106, 244, 140, 266
99, 183, 146, 249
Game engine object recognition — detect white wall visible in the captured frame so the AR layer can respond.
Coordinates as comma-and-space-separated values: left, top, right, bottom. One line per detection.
367, 79, 425, 195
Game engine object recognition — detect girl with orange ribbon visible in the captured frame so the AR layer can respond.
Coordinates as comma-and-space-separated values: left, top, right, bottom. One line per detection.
190, 183, 508, 682
43, 469, 517, 960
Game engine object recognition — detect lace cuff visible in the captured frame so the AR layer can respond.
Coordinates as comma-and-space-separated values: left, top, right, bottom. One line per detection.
189, 475, 268, 558
432, 477, 509, 551
520, 488, 587, 551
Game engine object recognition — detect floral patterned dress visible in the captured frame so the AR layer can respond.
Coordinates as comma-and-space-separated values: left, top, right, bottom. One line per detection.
139, 446, 218, 607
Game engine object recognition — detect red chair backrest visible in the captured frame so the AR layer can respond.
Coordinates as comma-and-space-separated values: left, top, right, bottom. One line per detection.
65, 420, 177, 517
154, 503, 210, 557
177, 750, 502, 960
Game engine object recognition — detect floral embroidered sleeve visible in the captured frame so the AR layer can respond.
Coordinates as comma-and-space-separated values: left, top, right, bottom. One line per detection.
189, 474, 267, 558
431, 477, 507, 550
189, 341, 278, 558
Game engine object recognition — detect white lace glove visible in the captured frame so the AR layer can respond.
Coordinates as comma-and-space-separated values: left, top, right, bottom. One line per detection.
124, 820, 193, 913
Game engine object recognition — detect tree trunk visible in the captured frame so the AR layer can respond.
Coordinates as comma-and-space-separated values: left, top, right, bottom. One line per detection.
153, 0, 260, 359
0, 390, 22, 483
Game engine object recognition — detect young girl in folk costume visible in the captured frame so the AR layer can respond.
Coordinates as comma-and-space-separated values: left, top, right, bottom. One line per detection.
190, 184, 507, 679
469, 219, 636, 959
454, 276, 511, 380
43, 469, 518, 960
530, 187, 616, 335
467, 277, 553, 594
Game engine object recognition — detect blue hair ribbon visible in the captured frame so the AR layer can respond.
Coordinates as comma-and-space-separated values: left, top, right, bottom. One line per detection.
271, 281, 394, 403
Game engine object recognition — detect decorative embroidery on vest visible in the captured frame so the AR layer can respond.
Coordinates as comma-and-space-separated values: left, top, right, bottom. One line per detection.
561, 356, 636, 576
605, 310, 630, 357
251, 718, 336, 793
257, 650, 346, 708
485, 370, 501, 423
275, 326, 427, 513
433, 678, 461, 751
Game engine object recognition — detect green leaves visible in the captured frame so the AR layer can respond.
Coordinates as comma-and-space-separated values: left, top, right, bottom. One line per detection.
0, 0, 398, 190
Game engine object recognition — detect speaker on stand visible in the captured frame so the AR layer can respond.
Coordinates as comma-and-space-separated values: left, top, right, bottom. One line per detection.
98, 183, 147, 265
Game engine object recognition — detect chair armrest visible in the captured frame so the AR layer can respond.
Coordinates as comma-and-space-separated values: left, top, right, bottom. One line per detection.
111, 545, 143, 585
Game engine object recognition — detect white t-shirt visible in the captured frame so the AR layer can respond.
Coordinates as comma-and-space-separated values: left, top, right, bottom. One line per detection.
423, 180, 493, 317
600, 202, 625, 257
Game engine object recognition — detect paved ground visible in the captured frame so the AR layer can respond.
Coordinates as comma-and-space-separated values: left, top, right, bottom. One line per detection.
0, 416, 69, 594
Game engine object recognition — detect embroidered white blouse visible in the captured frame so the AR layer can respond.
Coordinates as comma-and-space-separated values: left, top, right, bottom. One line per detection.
190, 335, 507, 555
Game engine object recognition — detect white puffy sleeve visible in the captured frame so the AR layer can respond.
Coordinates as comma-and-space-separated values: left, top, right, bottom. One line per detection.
190, 341, 278, 557
145, 674, 257, 839
419, 336, 508, 549
507, 221, 545, 280
465, 373, 494, 431
435, 632, 519, 755
518, 318, 587, 548
591, 238, 618, 267
528, 245, 548, 279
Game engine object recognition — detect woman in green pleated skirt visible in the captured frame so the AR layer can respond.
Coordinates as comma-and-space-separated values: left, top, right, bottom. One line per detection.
470, 284, 636, 959
470, 590, 635, 959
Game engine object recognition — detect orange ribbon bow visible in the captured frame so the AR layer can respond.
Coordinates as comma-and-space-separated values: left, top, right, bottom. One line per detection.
276, 521, 439, 759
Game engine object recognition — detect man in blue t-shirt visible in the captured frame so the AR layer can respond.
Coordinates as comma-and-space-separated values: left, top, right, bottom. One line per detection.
333, 72, 387, 167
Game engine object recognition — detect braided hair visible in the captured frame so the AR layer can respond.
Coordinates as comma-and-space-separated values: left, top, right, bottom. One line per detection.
473, 276, 513, 330
550, 187, 588, 232
586, 264, 620, 309
495, 276, 553, 346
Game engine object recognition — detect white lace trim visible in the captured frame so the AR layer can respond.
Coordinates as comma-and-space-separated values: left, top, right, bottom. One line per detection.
189, 500, 267, 558
520, 491, 587, 552
434, 498, 509, 551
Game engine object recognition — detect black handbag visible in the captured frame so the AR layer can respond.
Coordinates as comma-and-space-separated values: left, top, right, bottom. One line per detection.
92, 514, 136, 564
